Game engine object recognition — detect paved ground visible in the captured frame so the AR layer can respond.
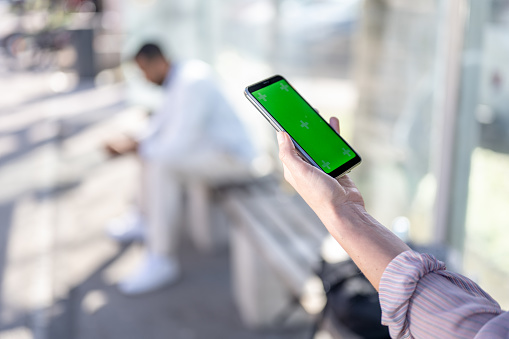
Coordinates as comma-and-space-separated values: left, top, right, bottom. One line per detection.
0, 70, 311, 339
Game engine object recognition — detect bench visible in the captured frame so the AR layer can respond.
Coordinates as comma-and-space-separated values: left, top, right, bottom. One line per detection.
221, 178, 361, 338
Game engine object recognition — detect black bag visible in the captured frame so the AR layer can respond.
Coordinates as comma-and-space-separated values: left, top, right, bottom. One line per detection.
313, 259, 391, 339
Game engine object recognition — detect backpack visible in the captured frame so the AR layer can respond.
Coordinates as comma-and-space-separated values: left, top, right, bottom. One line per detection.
312, 259, 391, 339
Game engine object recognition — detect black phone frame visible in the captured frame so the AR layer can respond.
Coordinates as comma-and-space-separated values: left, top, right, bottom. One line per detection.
246, 74, 362, 178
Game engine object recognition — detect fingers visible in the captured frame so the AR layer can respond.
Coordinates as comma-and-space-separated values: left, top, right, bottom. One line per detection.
330, 117, 340, 134
277, 132, 307, 173
281, 162, 296, 186
337, 174, 356, 188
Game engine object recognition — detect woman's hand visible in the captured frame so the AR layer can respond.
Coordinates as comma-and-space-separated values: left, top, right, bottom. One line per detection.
104, 135, 139, 157
277, 116, 410, 290
277, 117, 364, 218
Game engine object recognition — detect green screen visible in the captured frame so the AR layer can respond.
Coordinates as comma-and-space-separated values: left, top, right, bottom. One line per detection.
253, 79, 355, 173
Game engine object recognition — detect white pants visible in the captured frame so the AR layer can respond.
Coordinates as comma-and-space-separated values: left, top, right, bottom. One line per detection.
140, 150, 251, 257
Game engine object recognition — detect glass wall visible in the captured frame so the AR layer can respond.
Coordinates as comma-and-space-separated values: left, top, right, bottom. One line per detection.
122, 0, 444, 234
352, 1, 440, 238
122, 0, 365, 175
122, 0, 509, 307
462, 0, 509, 308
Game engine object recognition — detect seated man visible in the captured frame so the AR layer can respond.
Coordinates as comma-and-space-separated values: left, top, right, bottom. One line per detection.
106, 43, 255, 295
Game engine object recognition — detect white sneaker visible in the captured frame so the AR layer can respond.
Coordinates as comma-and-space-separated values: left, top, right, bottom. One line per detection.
118, 253, 180, 295
106, 210, 145, 243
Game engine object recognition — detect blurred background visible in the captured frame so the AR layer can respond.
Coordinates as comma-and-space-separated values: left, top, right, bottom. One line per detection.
1, 0, 509, 338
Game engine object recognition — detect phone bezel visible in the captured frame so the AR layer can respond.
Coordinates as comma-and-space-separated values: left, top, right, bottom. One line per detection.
245, 74, 362, 178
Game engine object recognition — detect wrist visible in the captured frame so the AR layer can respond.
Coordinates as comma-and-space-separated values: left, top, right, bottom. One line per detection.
330, 202, 411, 257
322, 201, 385, 245
311, 200, 364, 236
330, 202, 369, 229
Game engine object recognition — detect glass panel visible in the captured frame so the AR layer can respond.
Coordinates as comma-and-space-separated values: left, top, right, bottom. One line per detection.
463, 0, 509, 309
123, 0, 446, 240
352, 1, 441, 240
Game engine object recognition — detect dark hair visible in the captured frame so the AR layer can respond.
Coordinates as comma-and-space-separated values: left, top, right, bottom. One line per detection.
135, 43, 165, 60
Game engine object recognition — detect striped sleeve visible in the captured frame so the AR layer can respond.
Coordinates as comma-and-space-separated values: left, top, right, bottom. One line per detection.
379, 250, 508, 338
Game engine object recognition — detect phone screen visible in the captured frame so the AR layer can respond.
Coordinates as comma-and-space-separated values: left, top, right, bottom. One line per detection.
250, 78, 359, 175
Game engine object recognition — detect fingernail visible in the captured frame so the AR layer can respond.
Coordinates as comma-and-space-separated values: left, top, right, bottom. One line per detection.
277, 132, 284, 145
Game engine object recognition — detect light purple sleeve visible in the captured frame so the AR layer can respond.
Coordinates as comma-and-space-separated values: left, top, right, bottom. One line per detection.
379, 250, 509, 338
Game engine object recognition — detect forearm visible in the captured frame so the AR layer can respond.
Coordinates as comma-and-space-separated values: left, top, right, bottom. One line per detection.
322, 202, 410, 291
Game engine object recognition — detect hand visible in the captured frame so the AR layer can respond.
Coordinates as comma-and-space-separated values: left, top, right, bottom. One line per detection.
277, 117, 364, 217
104, 136, 138, 156
278, 117, 410, 290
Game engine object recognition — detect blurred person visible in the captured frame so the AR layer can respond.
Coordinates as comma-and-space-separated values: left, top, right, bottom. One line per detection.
277, 117, 509, 338
105, 43, 255, 295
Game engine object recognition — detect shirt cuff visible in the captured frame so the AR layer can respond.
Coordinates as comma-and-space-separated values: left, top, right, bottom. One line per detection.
378, 250, 445, 338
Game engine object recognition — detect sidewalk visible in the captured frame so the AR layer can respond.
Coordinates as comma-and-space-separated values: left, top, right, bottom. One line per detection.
0, 72, 310, 339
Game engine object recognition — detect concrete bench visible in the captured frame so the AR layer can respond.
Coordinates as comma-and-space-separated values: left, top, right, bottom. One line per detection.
186, 180, 229, 253
222, 179, 361, 338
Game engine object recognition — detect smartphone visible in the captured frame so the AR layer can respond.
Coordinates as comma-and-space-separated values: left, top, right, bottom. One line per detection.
245, 75, 361, 178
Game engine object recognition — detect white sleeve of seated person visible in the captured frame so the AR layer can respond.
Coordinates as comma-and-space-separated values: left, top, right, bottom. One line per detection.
139, 79, 213, 164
